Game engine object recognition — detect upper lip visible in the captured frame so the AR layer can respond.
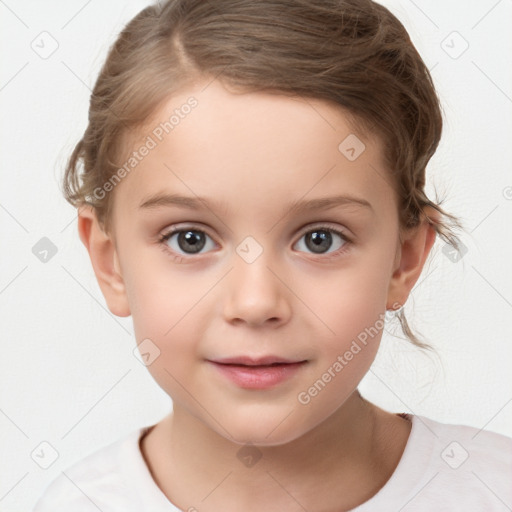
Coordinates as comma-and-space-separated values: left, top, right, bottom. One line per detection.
208, 356, 307, 366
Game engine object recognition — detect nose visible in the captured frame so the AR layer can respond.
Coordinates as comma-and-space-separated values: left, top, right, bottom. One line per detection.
223, 250, 292, 328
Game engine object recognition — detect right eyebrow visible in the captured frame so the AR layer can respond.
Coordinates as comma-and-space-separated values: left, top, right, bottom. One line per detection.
139, 193, 229, 213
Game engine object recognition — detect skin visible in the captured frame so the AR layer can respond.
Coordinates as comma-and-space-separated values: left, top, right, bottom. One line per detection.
78, 78, 437, 511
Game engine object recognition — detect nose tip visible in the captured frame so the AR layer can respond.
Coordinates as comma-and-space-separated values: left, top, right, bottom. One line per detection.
222, 255, 291, 327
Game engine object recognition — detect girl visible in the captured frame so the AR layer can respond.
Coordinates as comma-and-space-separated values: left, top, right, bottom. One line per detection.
34, 0, 512, 510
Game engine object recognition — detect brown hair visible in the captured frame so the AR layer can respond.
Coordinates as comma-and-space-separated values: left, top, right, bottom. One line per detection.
62, 0, 465, 350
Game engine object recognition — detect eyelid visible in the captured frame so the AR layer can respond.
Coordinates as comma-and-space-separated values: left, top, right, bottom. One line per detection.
296, 222, 352, 242
160, 222, 217, 240
160, 221, 352, 242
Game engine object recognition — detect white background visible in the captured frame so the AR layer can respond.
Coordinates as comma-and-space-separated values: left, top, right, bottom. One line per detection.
1, 0, 511, 510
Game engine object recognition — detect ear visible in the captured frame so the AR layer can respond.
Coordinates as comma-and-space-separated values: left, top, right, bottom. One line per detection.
386, 208, 438, 310
77, 205, 131, 317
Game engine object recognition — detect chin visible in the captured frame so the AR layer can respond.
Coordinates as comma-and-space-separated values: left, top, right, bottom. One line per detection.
218, 415, 312, 448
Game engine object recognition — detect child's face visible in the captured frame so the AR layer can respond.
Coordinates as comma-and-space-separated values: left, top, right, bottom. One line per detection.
84, 79, 418, 445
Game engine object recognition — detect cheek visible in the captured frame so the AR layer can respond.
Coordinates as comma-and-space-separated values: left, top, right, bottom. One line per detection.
321, 295, 384, 378
303, 248, 394, 366
128, 275, 202, 344
314, 258, 391, 330
124, 259, 213, 357
128, 282, 209, 400
122, 241, 201, 331
297, 282, 386, 415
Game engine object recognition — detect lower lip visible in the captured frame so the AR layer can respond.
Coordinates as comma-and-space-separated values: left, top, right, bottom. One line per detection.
208, 361, 307, 389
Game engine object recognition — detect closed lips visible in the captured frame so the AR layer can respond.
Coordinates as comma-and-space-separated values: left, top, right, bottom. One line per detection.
209, 356, 307, 366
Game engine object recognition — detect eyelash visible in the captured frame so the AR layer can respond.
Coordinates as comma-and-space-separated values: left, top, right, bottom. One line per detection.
157, 224, 352, 263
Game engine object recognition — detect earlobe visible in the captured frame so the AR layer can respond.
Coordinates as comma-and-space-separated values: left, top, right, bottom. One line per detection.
386, 212, 437, 310
77, 205, 131, 317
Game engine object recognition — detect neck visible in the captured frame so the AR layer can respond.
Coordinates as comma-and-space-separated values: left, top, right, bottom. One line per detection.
142, 391, 401, 512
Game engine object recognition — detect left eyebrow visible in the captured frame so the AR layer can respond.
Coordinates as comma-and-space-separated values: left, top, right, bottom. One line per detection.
287, 194, 374, 215
138, 192, 374, 215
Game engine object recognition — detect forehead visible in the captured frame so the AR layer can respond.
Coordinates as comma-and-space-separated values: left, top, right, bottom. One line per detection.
113, 79, 395, 219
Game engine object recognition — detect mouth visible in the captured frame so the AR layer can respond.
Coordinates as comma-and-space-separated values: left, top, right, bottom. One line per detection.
209, 355, 307, 366
206, 357, 308, 389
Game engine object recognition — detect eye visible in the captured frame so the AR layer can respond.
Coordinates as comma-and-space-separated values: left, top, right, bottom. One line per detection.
293, 225, 351, 257
158, 226, 216, 257
158, 224, 352, 262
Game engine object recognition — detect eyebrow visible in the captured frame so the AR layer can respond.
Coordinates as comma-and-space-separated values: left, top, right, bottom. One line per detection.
138, 192, 374, 215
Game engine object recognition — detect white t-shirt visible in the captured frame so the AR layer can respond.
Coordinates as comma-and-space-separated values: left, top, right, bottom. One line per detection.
32, 413, 512, 511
